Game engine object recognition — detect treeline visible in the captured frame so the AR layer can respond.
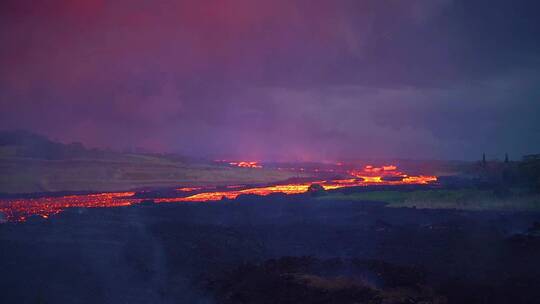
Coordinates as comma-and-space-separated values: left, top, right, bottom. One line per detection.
0, 130, 117, 160
520, 158, 540, 192
473, 157, 540, 193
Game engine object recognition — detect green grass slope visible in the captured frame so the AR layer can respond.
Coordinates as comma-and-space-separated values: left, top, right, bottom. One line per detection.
318, 189, 540, 211
0, 131, 298, 193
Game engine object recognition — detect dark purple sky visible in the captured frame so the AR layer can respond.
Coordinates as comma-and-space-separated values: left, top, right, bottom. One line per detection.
1, 0, 539, 161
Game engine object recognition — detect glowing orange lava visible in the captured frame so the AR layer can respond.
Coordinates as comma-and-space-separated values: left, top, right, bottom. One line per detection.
157, 165, 437, 203
0, 164, 437, 222
401, 175, 438, 184
229, 161, 262, 168
347, 165, 438, 185
156, 184, 315, 203
0, 192, 140, 222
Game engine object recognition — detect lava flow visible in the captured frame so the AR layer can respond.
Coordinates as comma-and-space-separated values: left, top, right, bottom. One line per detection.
229, 161, 262, 168
158, 165, 437, 203
348, 165, 437, 185
0, 192, 140, 222
0, 164, 437, 222
156, 184, 315, 203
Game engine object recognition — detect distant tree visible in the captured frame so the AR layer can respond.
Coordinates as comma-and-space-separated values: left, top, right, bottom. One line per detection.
519, 158, 540, 193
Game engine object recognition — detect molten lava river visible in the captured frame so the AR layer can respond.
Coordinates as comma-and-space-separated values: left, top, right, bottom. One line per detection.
0, 165, 436, 222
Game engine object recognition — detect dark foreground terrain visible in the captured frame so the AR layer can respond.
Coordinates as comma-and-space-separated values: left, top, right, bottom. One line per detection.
2, 195, 540, 304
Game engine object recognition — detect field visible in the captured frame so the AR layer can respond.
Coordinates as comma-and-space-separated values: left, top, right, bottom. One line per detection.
0, 154, 298, 194
318, 188, 540, 211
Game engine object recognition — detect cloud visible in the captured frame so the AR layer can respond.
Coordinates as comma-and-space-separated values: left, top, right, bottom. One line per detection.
1, 0, 539, 160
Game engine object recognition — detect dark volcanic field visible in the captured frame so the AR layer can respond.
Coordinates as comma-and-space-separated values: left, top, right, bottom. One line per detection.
1, 194, 540, 304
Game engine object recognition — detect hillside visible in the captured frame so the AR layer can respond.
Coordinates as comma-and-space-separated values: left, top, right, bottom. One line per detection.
0, 130, 297, 194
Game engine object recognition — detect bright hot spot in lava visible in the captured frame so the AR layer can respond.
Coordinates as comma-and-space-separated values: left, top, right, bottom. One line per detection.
215, 160, 263, 168
230, 161, 262, 168
348, 165, 437, 185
